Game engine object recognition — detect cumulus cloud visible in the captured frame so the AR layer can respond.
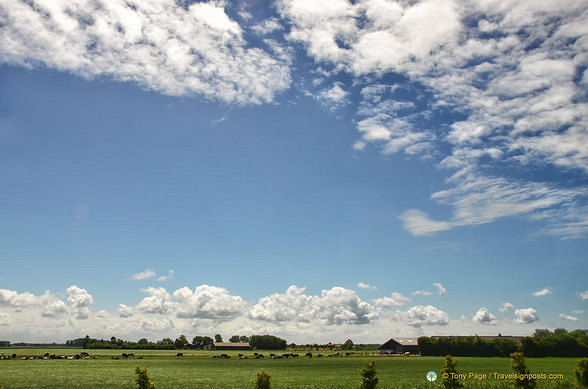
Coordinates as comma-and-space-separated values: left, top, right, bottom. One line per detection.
137, 287, 172, 314
173, 285, 246, 320
248, 285, 378, 325
117, 304, 134, 318
532, 287, 552, 297
498, 302, 515, 312
559, 313, 579, 322
132, 270, 156, 281
473, 307, 496, 325
0, 0, 291, 104
393, 305, 449, 327
514, 308, 539, 324
67, 285, 94, 320
373, 292, 411, 308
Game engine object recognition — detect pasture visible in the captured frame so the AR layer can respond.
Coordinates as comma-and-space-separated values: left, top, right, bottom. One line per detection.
0, 349, 581, 388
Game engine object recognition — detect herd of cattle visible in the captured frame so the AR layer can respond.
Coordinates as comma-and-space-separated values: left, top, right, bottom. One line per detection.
1, 351, 354, 361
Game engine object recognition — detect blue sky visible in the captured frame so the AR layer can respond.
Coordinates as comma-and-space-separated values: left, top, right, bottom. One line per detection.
0, 0, 587, 343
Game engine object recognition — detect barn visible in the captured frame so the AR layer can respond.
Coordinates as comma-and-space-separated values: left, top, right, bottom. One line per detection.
212, 342, 251, 351
379, 338, 420, 355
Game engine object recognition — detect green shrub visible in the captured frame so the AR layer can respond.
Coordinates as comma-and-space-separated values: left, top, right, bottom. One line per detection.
576, 358, 588, 387
135, 366, 155, 389
252, 371, 271, 389
358, 360, 378, 389
510, 352, 536, 389
441, 355, 464, 389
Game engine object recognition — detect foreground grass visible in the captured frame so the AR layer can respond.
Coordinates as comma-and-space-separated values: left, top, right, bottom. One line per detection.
0, 349, 581, 388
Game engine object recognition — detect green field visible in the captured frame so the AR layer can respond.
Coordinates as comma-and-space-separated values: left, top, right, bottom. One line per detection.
0, 349, 582, 388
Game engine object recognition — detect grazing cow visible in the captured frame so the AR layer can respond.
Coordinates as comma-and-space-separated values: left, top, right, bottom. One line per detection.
219, 354, 230, 359
136, 356, 143, 359
271, 355, 283, 359
176, 353, 183, 357
122, 353, 128, 359
112, 356, 120, 360
305, 352, 312, 358
317, 354, 323, 358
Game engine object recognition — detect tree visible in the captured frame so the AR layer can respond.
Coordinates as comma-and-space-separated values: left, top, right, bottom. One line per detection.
510, 352, 536, 389
158, 338, 173, 345
215, 334, 223, 343
138, 338, 149, 345
252, 371, 271, 389
533, 329, 551, 338
229, 335, 240, 343
192, 336, 214, 349
174, 338, 184, 349
178, 335, 188, 345
358, 360, 378, 389
576, 358, 588, 387
343, 339, 354, 350
440, 355, 463, 389
249, 335, 287, 350
240, 335, 249, 343
135, 366, 155, 389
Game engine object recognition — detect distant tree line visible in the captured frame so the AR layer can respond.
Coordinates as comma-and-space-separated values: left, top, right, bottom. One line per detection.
521, 329, 588, 357
66, 336, 175, 350
419, 329, 588, 357
418, 336, 519, 357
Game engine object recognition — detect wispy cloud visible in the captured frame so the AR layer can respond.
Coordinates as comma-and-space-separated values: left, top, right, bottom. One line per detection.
579, 290, 588, 300
357, 282, 376, 290
498, 302, 515, 312
157, 270, 175, 282
532, 287, 552, 297
373, 292, 411, 308
559, 313, 579, 322
132, 270, 156, 281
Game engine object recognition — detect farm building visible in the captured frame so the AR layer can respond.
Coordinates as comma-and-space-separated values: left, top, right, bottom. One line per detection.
379, 338, 420, 355
212, 342, 251, 351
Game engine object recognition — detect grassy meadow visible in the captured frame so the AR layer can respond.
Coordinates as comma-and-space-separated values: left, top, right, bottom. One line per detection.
0, 349, 582, 388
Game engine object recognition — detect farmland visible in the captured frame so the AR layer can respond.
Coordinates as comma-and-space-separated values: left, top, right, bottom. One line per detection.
0, 349, 581, 388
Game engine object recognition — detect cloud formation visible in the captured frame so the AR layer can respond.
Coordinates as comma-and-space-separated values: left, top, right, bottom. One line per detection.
393, 305, 450, 327
473, 307, 496, 325
0, 0, 291, 104
514, 308, 539, 324
532, 287, 552, 297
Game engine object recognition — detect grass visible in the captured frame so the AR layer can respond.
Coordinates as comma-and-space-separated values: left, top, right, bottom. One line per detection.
0, 349, 582, 388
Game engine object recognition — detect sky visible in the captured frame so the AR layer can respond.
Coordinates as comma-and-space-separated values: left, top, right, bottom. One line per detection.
0, 0, 587, 344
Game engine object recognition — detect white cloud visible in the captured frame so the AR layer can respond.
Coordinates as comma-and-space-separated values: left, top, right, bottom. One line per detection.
357, 282, 376, 290
173, 285, 246, 320
156, 270, 174, 282
251, 18, 283, 35
433, 283, 447, 299
132, 270, 156, 281
0, 0, 291, 104
41, 300, 68, 318
248, 285, 378, 325
393, 305, 449, 327
67, 285, 93, 320
514, 308, 539, 324
498, 302, 515, 312
473, 307, 496, 325
579, 290, 588, 300
137, 287, 172, 314
276, 0, 588, 240
412, 290, 433, 296
532, 287, 552, 297
0, 312, 8, 326
559, 313, 579, 322
373, 292, 411, 308
117, 304, 134, 318
317, 82, 349, 111
572, 310, 584, 315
